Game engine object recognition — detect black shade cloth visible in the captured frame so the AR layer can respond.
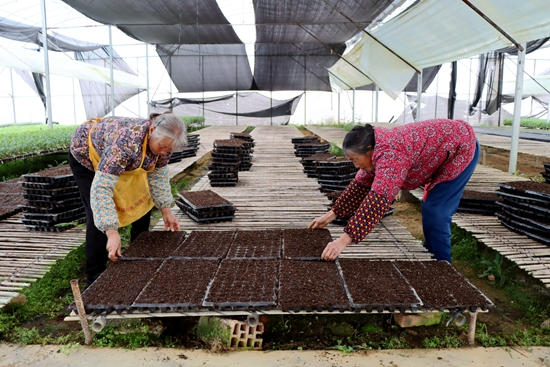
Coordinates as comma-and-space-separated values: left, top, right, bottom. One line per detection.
150, 92, 302, 125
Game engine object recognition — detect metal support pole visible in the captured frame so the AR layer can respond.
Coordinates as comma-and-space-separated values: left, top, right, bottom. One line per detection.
509, 43, 526, 174
416, 69, 422, 121
70, 279, 92, 344
40, 0, 53, 129
236, 55, 238, 126
434, 72, 439, 118
9, 68, 16, 123
375, 85, 379, 123
145, 44, 150, 116
352, 88, 355, 123
467, 58, 472, 124
108, 25, 115, 116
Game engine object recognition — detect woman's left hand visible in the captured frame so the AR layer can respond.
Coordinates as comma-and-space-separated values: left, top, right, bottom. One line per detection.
322, 233, 353, 261
161, 207, 180, 231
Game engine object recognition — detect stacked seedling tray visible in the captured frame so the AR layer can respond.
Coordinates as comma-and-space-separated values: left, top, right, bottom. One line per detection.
291, 136, 319, 145
294, 141, 331, 158
168, 133, 200, 164
208, 139, 244, 186
20, 165, 85, 232
176, 190, 236, 223
230, 132, 255, 171
457, 190, 501, 215
300, 153, 337, 178
0, 177, 26, 220
494, 181, 550, 245
69, 228, 493, 316
315, 157, 357, 192
543, 162, 550, 183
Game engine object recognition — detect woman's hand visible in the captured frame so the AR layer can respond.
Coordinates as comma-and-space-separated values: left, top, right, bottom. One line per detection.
161, 207, 180, 231
322, 233, 353, 261
309, 210, 337, 229
106, 229, 122, 262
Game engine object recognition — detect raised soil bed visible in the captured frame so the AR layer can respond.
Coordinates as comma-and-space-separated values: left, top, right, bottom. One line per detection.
282, 228, 333, 259
279, 260, 348, 312
394, 261, 493, 311
226, 229, 282, 258
172, 230, 236, 259
204, 259, 278, 310
134, 259, 219, 311
338, 259, 421, 311
121, 231, 187, 259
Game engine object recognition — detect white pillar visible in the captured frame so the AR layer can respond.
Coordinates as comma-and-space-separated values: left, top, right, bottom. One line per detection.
509, 43, 526, 174
375, 85, 379, 123
40, 0, 53, 128
109, 25, 115, 116
352, 88, 355, 123
416, 70, 422, 121
145, 43, 150, 116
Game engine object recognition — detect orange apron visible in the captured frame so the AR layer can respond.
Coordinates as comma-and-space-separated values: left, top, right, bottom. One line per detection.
88, 130, 156, 227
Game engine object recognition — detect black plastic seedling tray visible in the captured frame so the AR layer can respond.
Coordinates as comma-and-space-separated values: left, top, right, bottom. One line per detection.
21, 179, 77, 190
495, 190, 550, 208
22, 206, 85, 221
210, 181, 238, 187
23, 185, 80, 197
185, 212, 235, 223
24, 197, 83, 210
22, 173, 75, 184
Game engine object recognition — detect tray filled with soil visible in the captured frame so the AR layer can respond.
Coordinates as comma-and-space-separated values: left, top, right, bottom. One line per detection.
497, 198, 550, 218
394, 261, 493, 312
178, 190, 233, 210
203, 259, 278, 310
279, 260, 349, 312
497, 201, 550, 227
337, 259, 422, 312
177, 190, 236, 223
133, 259, 220, 312
70, 260, 163, 315
294, 142, 331, 158
291, 136, 319, 144
22, 165, 75, 184
493, 190, 550, 208
120, 231, 187, 260
282, 228, 333, 260
457, 190, 501, 215
22, 185, 80, 196
230, 132, 255, 144
172, 230, 236, 259
226, 229, 282, 259
497, 181, 550, 203
21, 206, 85, 221
0, 206, 21, 221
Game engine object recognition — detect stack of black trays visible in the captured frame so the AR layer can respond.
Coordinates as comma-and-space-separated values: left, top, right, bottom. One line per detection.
494, 181, 550, 245
168, 133, 200, 164
20, 165, 85, 232
176, 190, 236, 223
208, 139, 243, 187
294, 141, 331, 158
543, 162, 550, 183
300, 153, 337, 178
315, 157, 357, 193
457, 190, 501, 215
231, 137, 254, 171
291, 136, 318, 145
325, 190, 395, 226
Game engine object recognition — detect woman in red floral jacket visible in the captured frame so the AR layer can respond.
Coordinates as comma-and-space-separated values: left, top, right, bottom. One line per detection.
309, 119, 480, 263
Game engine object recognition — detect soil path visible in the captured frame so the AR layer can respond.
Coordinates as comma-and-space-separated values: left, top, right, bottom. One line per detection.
1, 345, 549, 367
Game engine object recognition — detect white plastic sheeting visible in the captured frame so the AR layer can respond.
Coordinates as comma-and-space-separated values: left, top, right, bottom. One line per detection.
329, 0, 550, 99
0, 44, 146, 89
503, 75, 550, 96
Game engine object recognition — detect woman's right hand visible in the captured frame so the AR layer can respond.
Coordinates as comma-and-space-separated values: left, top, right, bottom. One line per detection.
308, 210, 337, 229
105, 229, 122, 262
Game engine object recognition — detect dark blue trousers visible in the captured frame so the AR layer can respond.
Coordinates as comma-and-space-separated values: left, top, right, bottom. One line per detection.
421, 140, 480, 262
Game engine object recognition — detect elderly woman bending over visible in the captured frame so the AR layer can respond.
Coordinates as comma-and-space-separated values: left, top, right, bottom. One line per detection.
69, 113, 187, 285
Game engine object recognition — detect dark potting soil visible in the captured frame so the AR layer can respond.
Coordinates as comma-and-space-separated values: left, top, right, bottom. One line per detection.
172, 230, 235, 258
461, 190, 500, 200
0, 177, 25, 195
394, 261, 493, 311
204, 259, 278, 308
178, 190, 232, 208
301, 153, 337, 162
134, 260, 219, 308
121, 231, 187, 259
500, 181, 550, 195
81, 260, 162, 311
279, 260, 348, 311
338, 260, 420, 309
282, 228, 333, 259
226, 229, 282, 258
26, 165, 73, 178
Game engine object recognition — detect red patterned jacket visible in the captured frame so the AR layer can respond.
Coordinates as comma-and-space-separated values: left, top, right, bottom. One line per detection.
332, 119, 477, 243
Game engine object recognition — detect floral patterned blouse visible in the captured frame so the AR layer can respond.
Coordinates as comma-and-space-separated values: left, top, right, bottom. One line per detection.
332, 119, 477, 243
70, 116, 173, 232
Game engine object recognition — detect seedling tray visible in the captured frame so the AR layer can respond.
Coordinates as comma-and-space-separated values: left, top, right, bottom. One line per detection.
0, 206, 22, 221
210, 182, 238, 187
22, 212, 85, 227
456, 207, 498, 215
337, 259, 422, 312
317, 178, 354, 186
24, 217, 85, 232
22, 186, 79, 196
207, 165, 238, 172
19, 202, 83, 214
495, 190, 550, 208
498, 199, 550, 217
498, 183, 550, 203
23, 191, 80, 202
316, 166, 358, 176
22, 206, 85, 221
317, 172, 356, 181
21, 179, 76, 189
497, 213, 550, 246
185, 212, 235, 223
496, 201, 549, 223
291, 136, 318, 144
315, 159, 354, 167
211, 152, 240, 159
22, 173, 74, 184
24, 197, 83, 210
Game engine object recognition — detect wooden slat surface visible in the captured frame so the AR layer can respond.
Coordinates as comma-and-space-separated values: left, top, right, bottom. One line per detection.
154, 125, 432, 261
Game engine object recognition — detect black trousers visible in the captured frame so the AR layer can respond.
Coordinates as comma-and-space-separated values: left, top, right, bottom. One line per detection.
68, 152, 151, 285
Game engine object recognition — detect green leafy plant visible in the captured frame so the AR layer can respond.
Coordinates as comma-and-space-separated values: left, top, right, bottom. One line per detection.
479, 253, 518, 286
333, 339, 355, 354
59, 342, 81, 356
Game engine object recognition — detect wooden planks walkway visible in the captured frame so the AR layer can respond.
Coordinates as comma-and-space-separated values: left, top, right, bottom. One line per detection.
155, 125, 432, 261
